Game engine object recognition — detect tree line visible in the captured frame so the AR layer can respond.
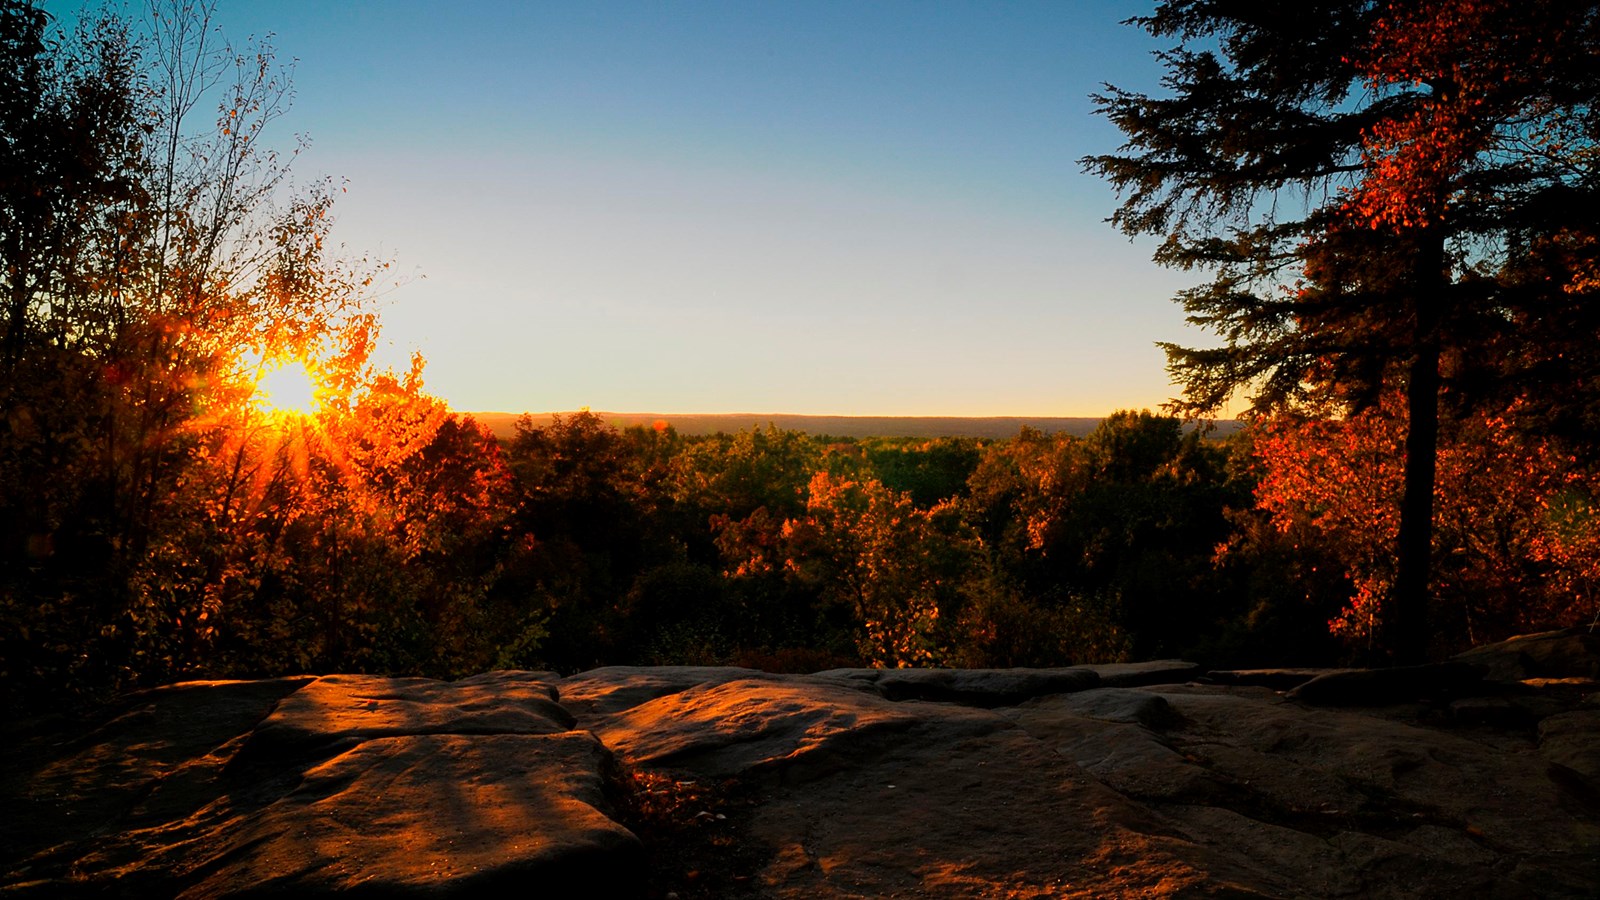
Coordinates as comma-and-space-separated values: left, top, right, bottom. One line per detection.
7, 390, 1598, 711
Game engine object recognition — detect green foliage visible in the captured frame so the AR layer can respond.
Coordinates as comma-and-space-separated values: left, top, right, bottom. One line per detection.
948, 579, 1129, 669
861, 437, 984, 508
495, 411, 684, 671
670, 424, 826, 521
490, 413, 1231, 672
783, 473, 978, 667
494, 611, 550, 671
620, 561, 737, 665
959, 414, 1252, 660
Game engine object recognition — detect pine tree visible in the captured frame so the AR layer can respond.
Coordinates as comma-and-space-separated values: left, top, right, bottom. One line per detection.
1084, 0, 1600, 661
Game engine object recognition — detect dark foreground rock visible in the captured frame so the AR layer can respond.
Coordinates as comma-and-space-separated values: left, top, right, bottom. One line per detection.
4, 632, 1599, 898
0, 673, 643, 898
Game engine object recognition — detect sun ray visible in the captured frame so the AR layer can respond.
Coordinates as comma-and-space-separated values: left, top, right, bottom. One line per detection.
257, 359, 320, 416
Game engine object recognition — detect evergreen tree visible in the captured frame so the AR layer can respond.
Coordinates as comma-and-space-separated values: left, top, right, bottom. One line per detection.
1085, 0, 1600, 661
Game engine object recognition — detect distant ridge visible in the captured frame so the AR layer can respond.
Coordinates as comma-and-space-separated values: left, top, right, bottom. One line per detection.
467, 411, 1241, 441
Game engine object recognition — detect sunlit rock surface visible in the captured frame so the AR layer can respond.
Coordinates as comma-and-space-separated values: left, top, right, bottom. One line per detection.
186, 732, 640, 897
3, 630, 1598, 897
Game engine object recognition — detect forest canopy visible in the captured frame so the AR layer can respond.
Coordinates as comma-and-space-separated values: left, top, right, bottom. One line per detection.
2, 0, 1597, 712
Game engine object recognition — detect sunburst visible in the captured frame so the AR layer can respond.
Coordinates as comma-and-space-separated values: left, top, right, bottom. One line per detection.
256, 359, 320, 416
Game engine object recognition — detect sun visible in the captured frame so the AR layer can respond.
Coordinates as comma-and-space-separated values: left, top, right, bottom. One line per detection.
256, 359, 319, 415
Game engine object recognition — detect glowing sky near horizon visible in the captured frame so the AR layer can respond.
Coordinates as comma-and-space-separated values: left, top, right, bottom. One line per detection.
54, 0, 1218, 416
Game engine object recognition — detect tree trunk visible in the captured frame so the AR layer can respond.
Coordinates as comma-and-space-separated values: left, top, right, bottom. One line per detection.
1392, 342, 1438, 664
1390, 234, 1446, 665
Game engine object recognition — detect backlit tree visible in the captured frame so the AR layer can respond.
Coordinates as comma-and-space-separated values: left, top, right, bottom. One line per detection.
1086, 0, 1600, 660
0, 1, 498, 703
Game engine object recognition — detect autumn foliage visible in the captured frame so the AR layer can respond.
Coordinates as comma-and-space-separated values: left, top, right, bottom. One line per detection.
1249, 400, 1600, 654
0, 0, 516, 704
1087, 0, 1600, 662
1344, 0, 1565, 229
5, 0, 1600, 711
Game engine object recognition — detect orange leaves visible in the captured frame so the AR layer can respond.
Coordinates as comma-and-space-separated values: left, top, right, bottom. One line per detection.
711, 469, 974, 668
1363, 0, 1566, 95
1343, 0, 1579, 232
163, 344, 514, 675
1252, 399, 1600, 647
1252, 408, 1404, 642
1344, 108, 1469, 230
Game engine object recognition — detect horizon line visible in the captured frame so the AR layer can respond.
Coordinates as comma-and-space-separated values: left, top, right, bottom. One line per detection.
462, 409, 1230, 421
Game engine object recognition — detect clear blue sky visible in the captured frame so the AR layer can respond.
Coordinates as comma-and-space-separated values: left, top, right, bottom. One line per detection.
57, 0, 1215, 416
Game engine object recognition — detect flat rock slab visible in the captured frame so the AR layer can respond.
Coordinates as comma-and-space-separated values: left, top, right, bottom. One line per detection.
571, 670, 1251, 897
1, 677, 315, 866
566, 666, 1597, 897
1049, 687, 1184, 730
231, 672, 573, 776
1455, 628, 1600, 682
178, 732, 642, 898
817, 660, 1203, 705
814, 666, 1101, 706
1540, 709, 1600, 786
558, 666, 789, 719
1, 674, 640, 898
1023, 684, 1600, 897
1284, 662, 1484, 706
1087, 660, 1204, 688
7, 649, 1600, 898
585, 676, 1005, 779
1201, 668, 1353, 690
742, 723, 1262, 899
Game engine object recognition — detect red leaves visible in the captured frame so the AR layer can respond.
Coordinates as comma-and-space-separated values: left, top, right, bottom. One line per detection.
1252, 399, 1600, 647
1343, 0, 1580, 232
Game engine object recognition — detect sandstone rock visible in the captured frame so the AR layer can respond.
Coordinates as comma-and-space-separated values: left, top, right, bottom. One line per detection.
229, 672, 573, 777
7, 657, 1600, 899
582, 675, 1005, 780
569, 668, 1297, 897
1201, 668, 1353, 690
180, 732, 643, 897
1153, 686, 1596, 874
456, 667, 565, 689
578, 666, 1598, 897
738, 722, 1268, 899
1008, 704, 1202, 800
1539, 709, 1600, 787
1454, 628, 1600, 682
1284, 662, 1484, 706
558, 665, 786, 719
1004, 682, 1599, 897
813, 666, 1100, 706
2, 674, 641, 898
566, 668, 1238, 896
1, 677, 313, 869
1448, 694, 1568, 729
1087, 659, 1204, 687
1051, 687, 1183, 730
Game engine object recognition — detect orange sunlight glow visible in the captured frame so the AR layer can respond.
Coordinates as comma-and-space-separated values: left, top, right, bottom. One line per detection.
257, 360, 319, 415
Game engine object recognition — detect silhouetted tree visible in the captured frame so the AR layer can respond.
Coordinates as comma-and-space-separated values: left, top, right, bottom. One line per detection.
0, 1, 430, 704
1086, 0, 1600, 661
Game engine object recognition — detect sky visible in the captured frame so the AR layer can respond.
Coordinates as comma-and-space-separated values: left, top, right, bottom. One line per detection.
56, 0, 1213, 416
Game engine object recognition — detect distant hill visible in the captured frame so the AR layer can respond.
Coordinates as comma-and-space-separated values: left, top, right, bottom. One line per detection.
466, 411, 1242, 441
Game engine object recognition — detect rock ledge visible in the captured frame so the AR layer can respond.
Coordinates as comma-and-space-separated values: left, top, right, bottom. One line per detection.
4, 633, 1598, 897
